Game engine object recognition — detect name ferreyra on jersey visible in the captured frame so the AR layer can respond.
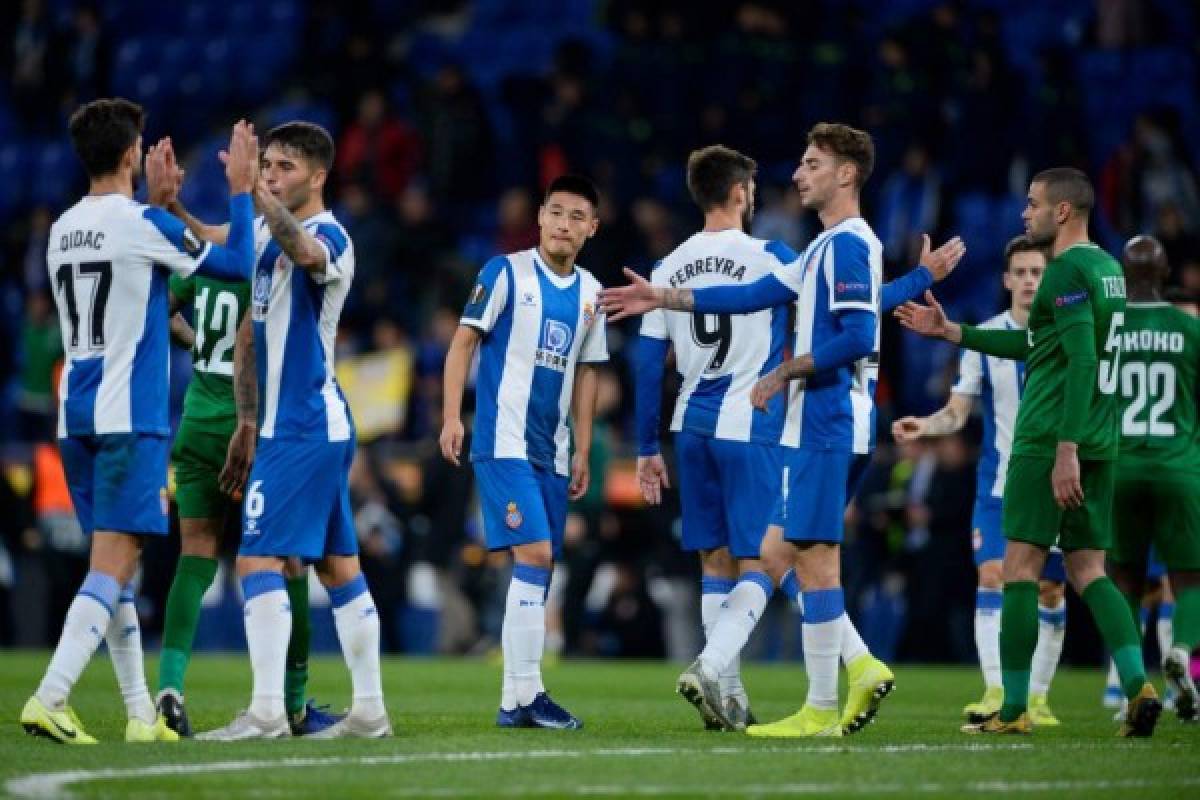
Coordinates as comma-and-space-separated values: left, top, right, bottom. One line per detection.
251, 212, 355, 442
641, 230, 794, 443
49, 194, 224, 438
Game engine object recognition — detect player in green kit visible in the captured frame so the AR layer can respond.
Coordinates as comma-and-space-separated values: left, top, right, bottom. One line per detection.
897, 167, 1161, 736
1108, 235, 1200, 722
146, 139, 340, 737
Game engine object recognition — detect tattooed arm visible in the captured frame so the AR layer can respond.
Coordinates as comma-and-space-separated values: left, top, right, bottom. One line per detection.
892, 394, 973, 442
254, 180, 328, 274
219, 316, 258, 495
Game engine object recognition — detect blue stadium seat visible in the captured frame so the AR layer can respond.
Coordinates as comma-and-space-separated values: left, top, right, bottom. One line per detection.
30, 141, 79, 208
0, 143, 29, 215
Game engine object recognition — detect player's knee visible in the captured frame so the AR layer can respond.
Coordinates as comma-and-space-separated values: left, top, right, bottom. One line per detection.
512, 540, 553, 570
179, 524, 221, 558
89, 531, 143, 584
977, 560, 1003, 589
699, 547, 734, 577
1038, 580, 1065, 606
315, 555, 362, 587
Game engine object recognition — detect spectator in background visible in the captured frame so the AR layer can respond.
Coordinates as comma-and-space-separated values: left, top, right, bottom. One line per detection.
494, 187, 540, 254
337, 89, 422, 201
22, 206, 52, 294
1155, 203, 1200, 288
16, 291, 61, 443
9, 0, 54, 132
54, 2, 110, 106
418, 64, 495, 206
338, 181, 400, 324
878, 143, 942, 264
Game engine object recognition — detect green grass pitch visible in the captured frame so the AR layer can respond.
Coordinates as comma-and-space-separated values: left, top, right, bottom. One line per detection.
0, 652, 1196, 798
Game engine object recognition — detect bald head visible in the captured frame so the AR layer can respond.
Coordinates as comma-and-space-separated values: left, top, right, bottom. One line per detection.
1122, 234, 1168, 295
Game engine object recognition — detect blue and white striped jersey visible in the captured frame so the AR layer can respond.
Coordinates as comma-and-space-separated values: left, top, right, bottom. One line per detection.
462, 248, 608, 477
639, 230, 793, 444
774, 217, 882, 453
953, 311, 1024, 499
251, 211, 355, 441
48, 194, 223, 437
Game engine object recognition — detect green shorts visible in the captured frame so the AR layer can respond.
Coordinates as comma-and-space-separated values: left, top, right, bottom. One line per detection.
171, 417, 237, 521
1111, 472, 1200, 571
1003, 454, 1114, 552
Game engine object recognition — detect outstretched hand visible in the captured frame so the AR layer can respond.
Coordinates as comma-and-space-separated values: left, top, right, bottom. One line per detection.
145, 137, 184, 207
895, 290, 958, 342
597, 268, 662, 322
920, 234, 967, 282
219, 120, 259, 195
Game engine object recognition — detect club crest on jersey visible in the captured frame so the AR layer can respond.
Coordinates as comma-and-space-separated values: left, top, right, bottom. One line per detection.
535, 319, 573, 371
252, 267, 272, 320
505, 502, 523, 529
582, 302, 595, 326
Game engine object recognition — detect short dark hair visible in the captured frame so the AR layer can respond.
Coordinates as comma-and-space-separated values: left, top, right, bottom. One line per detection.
544, 173, 600, 210
686, 145, 757, 211
808, 122, 875, 189
1032, 167, 1094, 216
263, 121, 335, 171
68, 97, 145, 178
1003, 235, 1045, 269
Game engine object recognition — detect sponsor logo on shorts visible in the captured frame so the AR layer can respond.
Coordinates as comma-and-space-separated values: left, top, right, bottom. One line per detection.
505, 501, 523, 529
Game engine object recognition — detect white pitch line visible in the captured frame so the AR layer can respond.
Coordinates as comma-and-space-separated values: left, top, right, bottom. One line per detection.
17, 741, 1182, 799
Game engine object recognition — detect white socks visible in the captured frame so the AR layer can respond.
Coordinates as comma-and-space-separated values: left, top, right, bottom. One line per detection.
699, 573, 771, 698
975, 588, 1003, 689
1157, 602, 1175, 664
106, 584, 155, 724
330, 574, 385, 718
1030, 600, 1067, 696
241, 571, 292, 720
36, 571, 120, 709
801, 588, 845, 710
503, 564, 550, 709
840, 613, 869, 665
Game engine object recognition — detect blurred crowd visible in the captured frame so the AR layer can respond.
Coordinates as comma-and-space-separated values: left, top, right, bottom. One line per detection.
1, 0, 1199, 666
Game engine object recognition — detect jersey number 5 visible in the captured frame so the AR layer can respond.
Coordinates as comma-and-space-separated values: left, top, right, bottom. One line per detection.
691, 312, 732, 372
55, 261, 113, 352
1097, 312, 1125, 395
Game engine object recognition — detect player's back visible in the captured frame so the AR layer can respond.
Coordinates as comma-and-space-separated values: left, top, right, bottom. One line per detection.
47, 194, 199, 438
954, 311, 1024, 499
1116, 302, 1200, 476
171, 272, 250, 429
251, 211, 356, 442
644, 229, 792, 444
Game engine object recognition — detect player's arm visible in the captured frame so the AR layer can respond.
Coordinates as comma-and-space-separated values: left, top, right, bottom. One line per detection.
166, 284, 195, 349
254, 180, 328, 274
144, 136, 230, 245
569, 364, 599, 501
219, 315, 257, 496
751, 309, 876, 410
893, 393, 973, 441
1049, 267, 1099, 509
439, 325, 482, 467
896, 291, 1030, 359
633, 326, 671, 505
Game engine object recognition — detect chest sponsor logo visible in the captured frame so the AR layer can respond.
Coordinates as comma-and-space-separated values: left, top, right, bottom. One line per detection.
535, 318, 573, 371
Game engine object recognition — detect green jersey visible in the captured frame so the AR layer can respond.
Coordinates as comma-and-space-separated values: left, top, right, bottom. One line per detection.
170, 273, 251, 433
1013, 242, 1127, 461
1115, 302, 1200, 476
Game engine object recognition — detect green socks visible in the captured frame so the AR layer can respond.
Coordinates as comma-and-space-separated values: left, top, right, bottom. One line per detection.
284, 574, 311, 717
1172, 586, 1200, 652
999, 581, 1039, 722
159, 555, 219, 695
1083, 577, 1146, 700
